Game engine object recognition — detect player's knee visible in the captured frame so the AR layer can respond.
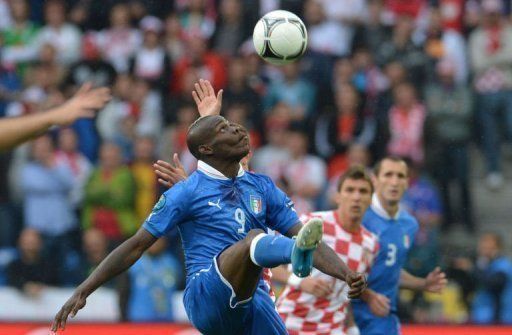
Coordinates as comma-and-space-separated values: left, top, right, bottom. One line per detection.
242, 229, 266, 256
245, 229, 266, 242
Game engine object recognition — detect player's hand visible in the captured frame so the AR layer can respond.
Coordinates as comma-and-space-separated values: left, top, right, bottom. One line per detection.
423, 266, 447, 293
51, 290, 87, 332
240, 153, 250, 171
452, 257, 473, 271
346, 272, 367, 299
367, 290, 390, 317
153, 153, 188, 188
299, 277, 333, 298
50, 83, 111, 126
192, 78, 223, 117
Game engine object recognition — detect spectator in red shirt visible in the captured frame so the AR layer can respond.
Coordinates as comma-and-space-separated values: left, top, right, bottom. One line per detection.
387, 82, 426, 164
170, 34, 226, 95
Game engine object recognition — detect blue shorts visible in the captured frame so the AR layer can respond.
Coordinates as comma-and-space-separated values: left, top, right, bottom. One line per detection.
184, 256, 287, 335
353, 309, 401, 335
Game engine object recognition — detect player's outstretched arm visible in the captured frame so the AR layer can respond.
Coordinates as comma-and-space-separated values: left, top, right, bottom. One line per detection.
51, 228, 157, 332
400, 267, 447, 293
0, 83, 111, 151
192, 78, 223, 117
286, 223, 367, 298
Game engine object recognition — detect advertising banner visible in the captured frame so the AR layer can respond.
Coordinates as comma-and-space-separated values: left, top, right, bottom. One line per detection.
1, 324, 512, 335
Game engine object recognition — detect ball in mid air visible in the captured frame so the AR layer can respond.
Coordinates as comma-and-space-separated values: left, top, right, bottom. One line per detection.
253, 10, 308, 66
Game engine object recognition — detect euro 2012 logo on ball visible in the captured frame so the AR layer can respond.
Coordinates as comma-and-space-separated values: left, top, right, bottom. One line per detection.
253, 10, 308, 65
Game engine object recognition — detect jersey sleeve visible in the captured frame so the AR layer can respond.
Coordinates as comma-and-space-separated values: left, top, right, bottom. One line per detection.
361, 229, 380, 273
264, 177, 300, 235
368, 236, 380, 270
142, 182, 191, 238
407, 216, 420, 249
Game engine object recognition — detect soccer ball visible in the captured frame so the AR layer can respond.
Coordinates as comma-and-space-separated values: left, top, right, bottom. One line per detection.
253, 10, 308, 65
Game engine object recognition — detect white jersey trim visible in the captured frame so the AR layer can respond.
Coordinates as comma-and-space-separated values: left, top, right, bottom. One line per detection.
371, 193, 402, 220
213, 255, 253, 308
249, 233, 267, 267
198, 160, 245, 180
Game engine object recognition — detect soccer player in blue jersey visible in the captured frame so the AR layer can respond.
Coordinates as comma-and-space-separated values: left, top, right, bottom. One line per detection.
51, 80, 367, 335
351, 156, 447, 335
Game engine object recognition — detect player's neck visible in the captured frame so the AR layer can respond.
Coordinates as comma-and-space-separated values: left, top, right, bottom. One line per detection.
338, 209, 361, 233
21, 252, 40, 264
203, 158, 240, 178
384, 202, 400, 217
343, 220, 361, 233
376, 193, 399, 218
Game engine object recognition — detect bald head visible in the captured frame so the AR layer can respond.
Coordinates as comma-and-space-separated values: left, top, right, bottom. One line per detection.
186, 115, 250, 165
187, 115, 226, 159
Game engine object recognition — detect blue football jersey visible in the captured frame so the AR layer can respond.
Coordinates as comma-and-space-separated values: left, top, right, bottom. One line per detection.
143, 161, 300, 283
353, 194, 418, 313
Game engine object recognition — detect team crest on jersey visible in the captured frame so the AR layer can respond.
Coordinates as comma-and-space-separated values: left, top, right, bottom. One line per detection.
404, 235, 410, 249
250, 195, 262, 214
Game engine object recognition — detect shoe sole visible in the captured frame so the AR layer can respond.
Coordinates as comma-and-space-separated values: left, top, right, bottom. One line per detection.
295, 218, 323, 250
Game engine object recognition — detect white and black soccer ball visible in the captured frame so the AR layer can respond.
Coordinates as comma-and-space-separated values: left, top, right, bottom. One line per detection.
253, 10, 308, 65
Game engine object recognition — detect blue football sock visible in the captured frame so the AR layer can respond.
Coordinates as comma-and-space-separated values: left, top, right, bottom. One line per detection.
249, 233, 294, 268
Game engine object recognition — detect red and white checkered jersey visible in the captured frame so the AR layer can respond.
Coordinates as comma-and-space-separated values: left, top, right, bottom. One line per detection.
276, 210, 379, 335
262, 268, 275, 302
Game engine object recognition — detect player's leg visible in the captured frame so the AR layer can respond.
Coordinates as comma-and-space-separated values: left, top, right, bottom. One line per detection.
216, 228, 267, 304
248, 287, 288, 335
217, 218, 323, 302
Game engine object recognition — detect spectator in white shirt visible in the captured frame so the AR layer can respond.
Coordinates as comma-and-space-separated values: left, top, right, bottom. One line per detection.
95, 3, 142, 73
129, 16, 172, 93
304, 0, 366, 57
54, 128, 92, 209
281, 125, 327, 215
35, 0, 82, 66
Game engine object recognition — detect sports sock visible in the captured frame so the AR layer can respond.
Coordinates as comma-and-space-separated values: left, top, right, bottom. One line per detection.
249, 233, 294, 268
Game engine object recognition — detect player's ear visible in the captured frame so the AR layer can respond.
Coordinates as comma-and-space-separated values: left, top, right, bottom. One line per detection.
334, 182, 343, 206
370, 173, 378, 188
334, 189, 343, 206
198, 144, 213, 156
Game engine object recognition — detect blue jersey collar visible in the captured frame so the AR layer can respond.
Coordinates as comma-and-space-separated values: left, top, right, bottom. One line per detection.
371, 193, 401, 220
197, 160, 245, 180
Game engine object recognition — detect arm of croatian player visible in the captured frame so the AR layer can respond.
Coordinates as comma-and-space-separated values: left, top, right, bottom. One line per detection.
0, 83, 110, 152
271, 265, 333, 297
51, 228, 157, 331
399, 268, 447, 293
192, 78, 223, 117
285, 223, 366, 298
264, 179, 366, 298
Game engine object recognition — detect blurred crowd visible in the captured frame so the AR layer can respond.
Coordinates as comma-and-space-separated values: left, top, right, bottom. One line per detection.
0, 0, 512, 325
